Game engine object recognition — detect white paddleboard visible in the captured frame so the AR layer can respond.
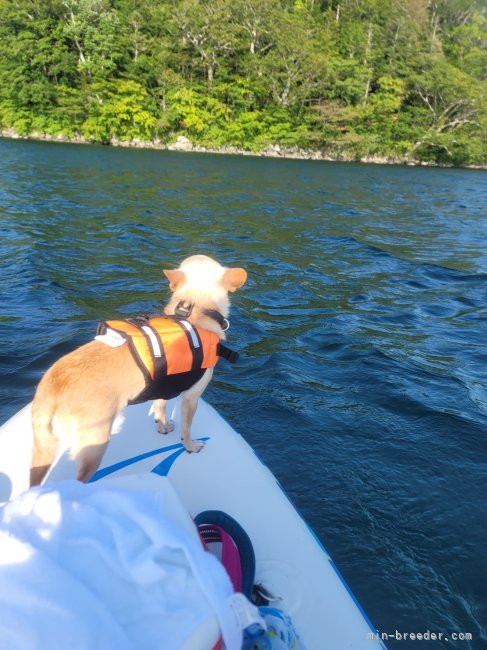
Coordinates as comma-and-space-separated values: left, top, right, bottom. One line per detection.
0, 399, 385, 650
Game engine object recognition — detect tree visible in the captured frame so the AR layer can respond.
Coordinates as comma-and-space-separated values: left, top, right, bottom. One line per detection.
407, 56, 484, 161
82, 79, 157, 142
60, 0, 125, 81
173, 0, 238, 90
258, 9, 332, 110
232, 0, 277, 56
0, 0, 78, 133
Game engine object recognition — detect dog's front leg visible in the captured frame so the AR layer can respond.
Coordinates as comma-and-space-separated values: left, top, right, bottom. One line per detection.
180, 394, 203, 453
180, 369, 213, 453
152, 399, 174, 434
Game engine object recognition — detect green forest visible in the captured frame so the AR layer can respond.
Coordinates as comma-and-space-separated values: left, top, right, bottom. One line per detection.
0, 0, 485, 165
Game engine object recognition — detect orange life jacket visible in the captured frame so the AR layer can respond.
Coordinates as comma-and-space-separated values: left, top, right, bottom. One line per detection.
96, 315, 235, 404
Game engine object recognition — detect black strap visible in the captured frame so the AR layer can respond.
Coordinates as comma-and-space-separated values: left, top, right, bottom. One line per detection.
171, 303, 229, 332
173, 318, 204, 373
203, 308, 229, 331
217, 343, 239, 364
96, 321, 107, 336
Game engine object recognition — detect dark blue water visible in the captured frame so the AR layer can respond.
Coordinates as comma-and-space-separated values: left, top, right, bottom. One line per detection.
0, 139, 486, 648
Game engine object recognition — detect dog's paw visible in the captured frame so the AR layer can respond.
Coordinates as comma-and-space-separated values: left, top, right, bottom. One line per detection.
184, 439, 205, 454
155, 419, 175, 435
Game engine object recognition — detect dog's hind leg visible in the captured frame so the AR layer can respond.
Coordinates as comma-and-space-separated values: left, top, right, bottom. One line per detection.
75, 441, 109, 483
30, 413, 58, 487
152, 399, 175, 434
71, 416, 114, 483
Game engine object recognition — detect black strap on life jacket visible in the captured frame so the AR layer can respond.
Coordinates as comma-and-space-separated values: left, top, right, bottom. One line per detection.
217, 343, 239, 364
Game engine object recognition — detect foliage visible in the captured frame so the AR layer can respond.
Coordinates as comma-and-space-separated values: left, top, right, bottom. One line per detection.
82, 80, 156, 142
0, 0, 485, 165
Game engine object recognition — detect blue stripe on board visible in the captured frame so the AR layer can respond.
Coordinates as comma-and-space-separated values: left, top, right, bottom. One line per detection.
151, 448, 188, 476
89, 442, 185, 482
89, 437, 210, 482
151, 437, 209, 476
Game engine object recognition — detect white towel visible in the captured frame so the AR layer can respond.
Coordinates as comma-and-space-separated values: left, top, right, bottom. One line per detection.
0, 481, 243, 650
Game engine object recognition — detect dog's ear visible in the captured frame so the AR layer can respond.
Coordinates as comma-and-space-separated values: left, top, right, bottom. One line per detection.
163, 269, 186, 292
222, 268, 247, 292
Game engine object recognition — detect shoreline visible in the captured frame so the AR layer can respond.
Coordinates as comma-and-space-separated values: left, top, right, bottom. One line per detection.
1, 129, 485, 170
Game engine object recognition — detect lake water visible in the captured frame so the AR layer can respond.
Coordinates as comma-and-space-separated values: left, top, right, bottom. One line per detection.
0, 138, 486, 648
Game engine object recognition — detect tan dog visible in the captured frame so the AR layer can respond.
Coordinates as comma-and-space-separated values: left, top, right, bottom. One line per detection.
30, 255, 247, 486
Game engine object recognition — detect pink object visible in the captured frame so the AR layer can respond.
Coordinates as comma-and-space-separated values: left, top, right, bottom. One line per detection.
198, 524, 243, 593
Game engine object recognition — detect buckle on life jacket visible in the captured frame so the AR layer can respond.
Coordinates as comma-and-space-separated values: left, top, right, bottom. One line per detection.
175, 301, 194, 319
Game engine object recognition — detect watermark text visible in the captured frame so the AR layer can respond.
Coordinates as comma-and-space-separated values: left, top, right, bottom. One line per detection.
369, 630, 473, 642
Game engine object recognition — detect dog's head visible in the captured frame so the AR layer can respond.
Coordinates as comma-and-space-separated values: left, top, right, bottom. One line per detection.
163, 255, 247, 317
